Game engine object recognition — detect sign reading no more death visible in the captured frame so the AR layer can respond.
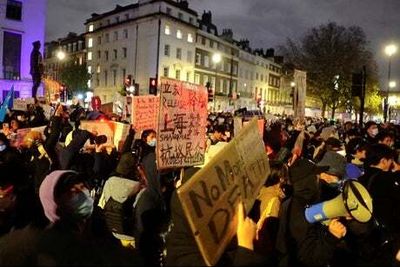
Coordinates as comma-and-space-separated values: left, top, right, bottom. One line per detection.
177, 118, 270, 266
156, 78, 208, 169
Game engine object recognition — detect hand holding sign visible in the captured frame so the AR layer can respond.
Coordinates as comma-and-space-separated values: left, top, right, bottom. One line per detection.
237, 202, 256, 250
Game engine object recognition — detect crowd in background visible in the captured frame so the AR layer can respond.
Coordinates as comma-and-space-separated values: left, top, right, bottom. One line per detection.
1, 101, 400, 266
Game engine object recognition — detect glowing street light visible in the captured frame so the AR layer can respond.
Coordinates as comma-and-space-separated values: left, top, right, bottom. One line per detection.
56, 50, 66, 61
385, 44, 398, 57
212, 53, 222, 64
389, 81, 397, 89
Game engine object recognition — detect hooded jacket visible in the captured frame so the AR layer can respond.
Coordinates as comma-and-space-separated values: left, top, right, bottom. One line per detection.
276, 158, 340, 267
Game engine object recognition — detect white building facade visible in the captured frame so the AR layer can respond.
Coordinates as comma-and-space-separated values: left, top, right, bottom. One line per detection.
0, 0, 46, 100
85, 0, 198, 104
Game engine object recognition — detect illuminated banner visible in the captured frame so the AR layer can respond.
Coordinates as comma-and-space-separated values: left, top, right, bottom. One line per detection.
177, 118, 270, 265
157, 78, 208, 169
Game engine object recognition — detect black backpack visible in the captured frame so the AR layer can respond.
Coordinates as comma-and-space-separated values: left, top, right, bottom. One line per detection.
103, 195, 136, 236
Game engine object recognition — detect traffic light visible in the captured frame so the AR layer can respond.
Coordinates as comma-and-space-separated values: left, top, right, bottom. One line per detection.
206, 82, 213, 102
352, 72, 363, 97
149, 77, 157, 95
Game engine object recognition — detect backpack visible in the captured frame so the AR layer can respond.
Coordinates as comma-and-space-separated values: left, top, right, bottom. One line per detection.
103, 195, 136, 236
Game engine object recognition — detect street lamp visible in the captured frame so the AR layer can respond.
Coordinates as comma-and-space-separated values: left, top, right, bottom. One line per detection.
388, 81, 397, 121
384, 44, 397, 122
56, 50, 66, 61
212, 53, 222, 112
290, 82, 296, 116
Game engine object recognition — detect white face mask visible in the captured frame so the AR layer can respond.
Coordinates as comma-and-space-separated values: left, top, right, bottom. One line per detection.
147, 139, 156, 147
0, 144, 6, 152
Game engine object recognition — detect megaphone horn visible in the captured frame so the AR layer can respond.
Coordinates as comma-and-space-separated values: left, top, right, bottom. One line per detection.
305, 180, 373, 223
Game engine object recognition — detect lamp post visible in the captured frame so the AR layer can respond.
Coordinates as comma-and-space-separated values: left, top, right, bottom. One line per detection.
290, 81, 296, 117
388, 81, 397, 121
212, 53, 222, 112
384, 44, 397, 122
56, 47, 67, 102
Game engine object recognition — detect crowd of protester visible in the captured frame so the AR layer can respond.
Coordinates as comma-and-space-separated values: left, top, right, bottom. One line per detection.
1, 100, 400, 266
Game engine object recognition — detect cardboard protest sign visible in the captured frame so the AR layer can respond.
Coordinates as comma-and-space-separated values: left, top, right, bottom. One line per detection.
177, 118, 270, 266
257, 119, 265, 137
80, 120, 115, 147
132, 95, 160, 134
233, 117, 242, 137
13, 99, 28, 111
157, 78, 208, 169
80, 120, 130, 151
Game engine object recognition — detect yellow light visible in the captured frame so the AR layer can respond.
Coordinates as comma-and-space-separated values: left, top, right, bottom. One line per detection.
385, 44, 398, 57
212, 53, 222, 64
56, 50, 66, 60
290, 82, 296, 87
389, 81, 397, 88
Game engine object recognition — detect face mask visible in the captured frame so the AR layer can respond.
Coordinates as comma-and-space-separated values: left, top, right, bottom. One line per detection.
371, 128, 379, 137
147, 139, 156, 147
65, 189, 94, 220
0, 144, 6, 152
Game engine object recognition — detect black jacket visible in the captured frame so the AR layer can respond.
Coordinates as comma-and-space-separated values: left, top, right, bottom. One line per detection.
276, 159, 341, 267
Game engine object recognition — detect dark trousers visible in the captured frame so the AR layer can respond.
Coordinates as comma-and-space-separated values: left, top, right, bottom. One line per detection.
31, 73, 42, 98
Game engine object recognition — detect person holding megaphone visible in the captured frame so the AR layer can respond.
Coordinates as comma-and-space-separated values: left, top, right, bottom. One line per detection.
276, 155, 374, 267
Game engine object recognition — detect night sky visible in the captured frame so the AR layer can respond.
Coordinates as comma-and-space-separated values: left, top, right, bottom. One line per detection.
47, 0, 400, 91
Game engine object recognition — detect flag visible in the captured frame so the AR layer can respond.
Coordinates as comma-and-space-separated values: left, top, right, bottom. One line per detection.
0, 85, 14, 122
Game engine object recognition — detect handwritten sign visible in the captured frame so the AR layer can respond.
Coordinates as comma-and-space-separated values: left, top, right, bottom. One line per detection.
132, 95, 160, 134
177, 118, 270, 265
156, 78, 208, 169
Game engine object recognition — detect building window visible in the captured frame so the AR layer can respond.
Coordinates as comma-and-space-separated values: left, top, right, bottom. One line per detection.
176, 48, 182, 59
87, 52, 92, 60
6, 0, 22, 21
195, 52, 201, 65
186, 71, 191, 82
87, 66, 92, 74
104, 70, 108, 86
113, 70, 117, 86
178, 12, 183, 20
87, 79, 91, 88
210, 40, 214, 48
164, 45, 170, 56
123, 29, 128, 39
165, 25, 170, 35
201, 37, 206, 45
195, 73, 200, 84
113, 49, 117, 59
204, 55, 209, 68
107, 19, 110, 25
187, 33, 193, 43
256, 73, 259, 80
122, 47, 127, 58
189, 17, 193, 24
166, 7, 172, 15
88, 38, 93, 48
175, 70, 181, 80
114, 31, 118, 41
105, 33, 110, 43
163, 67, 169, 77
125, 13, 129, 20
97, 36, 102, 45
2, 31, 21, 80
97, 65, 101, 73
88, 24, 94, 32
96, 78, 99, 86
105, 51, 109, 61
115, 16, 120, 23
122, 69, 126, 80
176, 30, 182, 39
97, 50, 101, 59
187, 51, 193, 63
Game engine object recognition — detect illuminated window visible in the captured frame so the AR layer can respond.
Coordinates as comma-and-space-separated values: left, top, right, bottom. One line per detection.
87, 52, 92, 60
88, 24, 94, 32
87, 66, 92, 74
187, 33, 193, 43
176, 30, 182, 39
165, 25, 170, 35
88, 38, 93, 48
97, 65, 101, 73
